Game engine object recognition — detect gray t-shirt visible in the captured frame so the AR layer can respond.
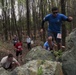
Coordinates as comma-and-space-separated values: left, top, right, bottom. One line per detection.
0, 56, 18, 68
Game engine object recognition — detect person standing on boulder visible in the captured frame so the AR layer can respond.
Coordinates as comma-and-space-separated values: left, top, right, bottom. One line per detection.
40, 7, 73, 50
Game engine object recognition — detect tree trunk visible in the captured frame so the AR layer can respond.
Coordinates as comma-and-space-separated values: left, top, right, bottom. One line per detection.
61, 0, 66, 46
26, 0, 30, 36
1, 0, 8, 41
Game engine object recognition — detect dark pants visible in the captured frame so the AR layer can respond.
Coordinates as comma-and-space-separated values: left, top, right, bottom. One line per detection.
27, 43, 31, 50
16, 50, 22, 56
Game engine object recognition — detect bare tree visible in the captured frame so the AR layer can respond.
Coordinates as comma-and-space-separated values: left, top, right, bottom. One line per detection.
26, 0, 30, 36
61, 0, 66, 46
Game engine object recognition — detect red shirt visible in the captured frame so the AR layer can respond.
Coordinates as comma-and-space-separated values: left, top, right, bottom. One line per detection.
15, 42, 23, 51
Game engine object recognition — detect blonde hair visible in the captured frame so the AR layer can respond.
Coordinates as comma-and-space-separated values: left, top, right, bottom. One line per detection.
48, 36, 52, 41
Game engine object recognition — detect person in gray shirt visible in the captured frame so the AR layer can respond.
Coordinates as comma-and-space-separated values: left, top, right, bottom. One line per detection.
0, 53, 20, 70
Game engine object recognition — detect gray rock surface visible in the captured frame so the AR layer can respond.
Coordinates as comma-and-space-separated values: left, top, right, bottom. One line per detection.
62, 28, 76, 75
11, 60, 63, 75
0, 44, 64, 75
0, 67, 10, 75
24, 46, 55, 63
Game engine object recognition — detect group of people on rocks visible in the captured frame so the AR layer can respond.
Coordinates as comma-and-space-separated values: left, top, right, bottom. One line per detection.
0, 7, 73, 70
0, 35, 32, 70
12, 35, 32, 61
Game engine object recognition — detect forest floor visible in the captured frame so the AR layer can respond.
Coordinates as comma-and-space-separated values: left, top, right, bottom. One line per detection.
0, 39, 64, 66
0, 39, 43, 65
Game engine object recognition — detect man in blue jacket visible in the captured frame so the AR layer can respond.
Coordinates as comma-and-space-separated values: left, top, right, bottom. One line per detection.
41, 7, 73, 50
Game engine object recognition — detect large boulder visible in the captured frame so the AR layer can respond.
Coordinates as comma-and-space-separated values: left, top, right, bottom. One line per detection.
0, 67, 10, 75
0, 46, 64, 75
62, 28, 76, 75
24, 46, 55, 63
11, 60, 63, 75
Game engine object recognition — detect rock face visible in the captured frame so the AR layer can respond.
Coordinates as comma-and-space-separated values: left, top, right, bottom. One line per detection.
0, 46, 64, 75
62, 28, 76, 75
24, 46, 55, 63
11, 60, 63, 75
0, 60, 63, 75
0, 67, 10, 75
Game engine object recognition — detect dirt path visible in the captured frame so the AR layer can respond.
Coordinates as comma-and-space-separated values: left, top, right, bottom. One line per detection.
0, 39, 41, 65
12, 43, 30, 65
13, 42, 38, 65
0, 42, 30, 65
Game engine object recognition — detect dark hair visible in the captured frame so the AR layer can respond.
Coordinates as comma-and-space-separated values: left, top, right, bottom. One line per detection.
8, 54, 13, 58
52, 7, 58, 11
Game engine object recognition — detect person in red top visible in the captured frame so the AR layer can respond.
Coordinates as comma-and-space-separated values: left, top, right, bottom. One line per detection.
14, 40, 23, 61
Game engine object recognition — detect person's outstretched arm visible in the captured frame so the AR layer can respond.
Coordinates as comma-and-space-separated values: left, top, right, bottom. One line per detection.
66, 16, 73, 22
40, 20, 45, 33
40, 14, 49, 33
61, 14, 73, 22
41, 20, 45, 29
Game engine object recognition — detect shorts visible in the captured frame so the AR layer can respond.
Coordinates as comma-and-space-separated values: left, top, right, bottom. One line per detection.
16, 50, 22, 56
48, 31, 61, 43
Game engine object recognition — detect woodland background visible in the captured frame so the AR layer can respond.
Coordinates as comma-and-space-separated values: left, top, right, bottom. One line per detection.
0, 0, 75, 45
